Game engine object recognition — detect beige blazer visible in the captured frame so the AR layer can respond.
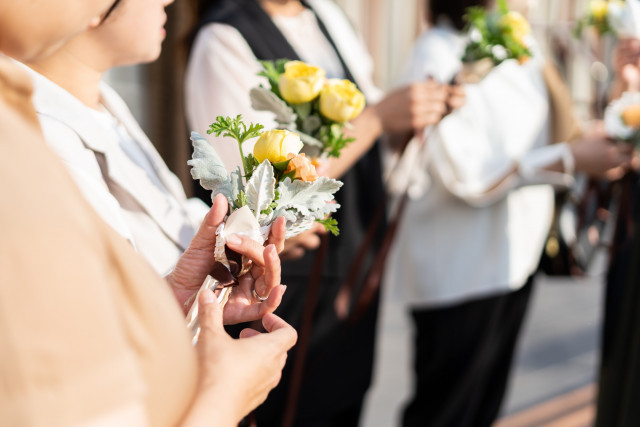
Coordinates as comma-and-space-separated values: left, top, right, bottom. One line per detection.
27, 67, 208, 275
0, 57, 197, 427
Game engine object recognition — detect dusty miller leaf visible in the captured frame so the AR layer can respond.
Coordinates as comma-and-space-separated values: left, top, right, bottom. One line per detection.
230, 166, 243, 202
246, 160, 276, 215
250, 87, 297, 125
187, 132, 232, 202
274, 177, 343, 219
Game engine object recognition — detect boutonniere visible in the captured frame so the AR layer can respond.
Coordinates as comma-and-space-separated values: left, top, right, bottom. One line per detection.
459, 0, 533, 83
605, 92, 640, 146
250, 59, 366, 159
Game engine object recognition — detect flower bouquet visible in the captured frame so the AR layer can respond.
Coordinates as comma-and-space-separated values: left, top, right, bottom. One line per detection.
249, 59, 365, 159
574, 0, 627, 38
605, 91, 640, 146
460, 0, 532, 83
185, 115, 343, 343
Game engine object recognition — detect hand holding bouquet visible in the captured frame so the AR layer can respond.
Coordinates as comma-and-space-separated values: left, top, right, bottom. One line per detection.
460, 0, 532, 83
250, 59, 366, 159
185, 115, 342, 343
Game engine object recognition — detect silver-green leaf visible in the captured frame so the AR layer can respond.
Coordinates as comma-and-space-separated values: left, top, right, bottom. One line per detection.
246, 160, 276, 215
250, 87, 297, 125
274, 177, 342, 219
188, 132, 232, 202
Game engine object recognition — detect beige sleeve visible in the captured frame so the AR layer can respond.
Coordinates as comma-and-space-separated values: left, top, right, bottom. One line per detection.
0, 61, 147, 427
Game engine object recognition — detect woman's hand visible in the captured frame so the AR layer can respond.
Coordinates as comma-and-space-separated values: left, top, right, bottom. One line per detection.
571, 124, 634, 180
373, 80, 449, 134
167, 194, 287, 324
280, 221, 326, 261
181, 290, 297, 427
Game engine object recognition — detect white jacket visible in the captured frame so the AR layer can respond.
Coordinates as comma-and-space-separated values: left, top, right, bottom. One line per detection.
27, 67, 208, 276
387, 24, 572, 308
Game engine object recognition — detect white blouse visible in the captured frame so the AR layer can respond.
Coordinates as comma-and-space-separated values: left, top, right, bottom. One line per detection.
26, 66, 208, 276
184, 0, 382, 173
387, 24, 574, 308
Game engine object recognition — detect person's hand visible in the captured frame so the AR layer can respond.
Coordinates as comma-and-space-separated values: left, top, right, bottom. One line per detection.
373, 80, 448, 134
280, 221, 326, 260
613, 37, 640, 92
166, 193, 287, 324
182, 290, 297, 426
446, 84, 466, 111
571, 124, 634, 180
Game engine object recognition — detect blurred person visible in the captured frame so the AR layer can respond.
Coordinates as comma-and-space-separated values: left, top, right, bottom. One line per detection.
387, 1, 633, 426
0, 0, 296, 425
185, 0, 451, 425
23, 0, 289, 318
596, 34, 640, 427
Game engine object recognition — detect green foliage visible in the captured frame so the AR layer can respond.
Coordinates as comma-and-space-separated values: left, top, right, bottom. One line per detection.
317, 123, 354, 159
258, 59, 289, 97
243, 153, 260, 181
207, 115, 263, 179
260, 190, 280, 216
207, 115, 264, 144
316, 217, 340, 236
234, 190, 248, 209
462, 4, 531, 64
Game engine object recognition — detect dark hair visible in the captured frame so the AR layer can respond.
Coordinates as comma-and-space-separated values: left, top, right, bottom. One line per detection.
427, 0, 492, 31
101, 0, 123, 23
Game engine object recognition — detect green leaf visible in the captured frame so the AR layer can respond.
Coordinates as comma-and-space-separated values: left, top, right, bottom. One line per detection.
316, 217, 340, 236
187, 132, 232, 203
234, 191, 248, 208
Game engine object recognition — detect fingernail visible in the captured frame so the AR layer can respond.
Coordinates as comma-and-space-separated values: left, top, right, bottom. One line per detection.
226, 234, 241, 246
201, 289, 214, 305
282, 285, 287, 294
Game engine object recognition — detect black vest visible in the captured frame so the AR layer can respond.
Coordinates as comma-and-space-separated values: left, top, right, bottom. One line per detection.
192, 1, 386, 422
196, 0, 385, 284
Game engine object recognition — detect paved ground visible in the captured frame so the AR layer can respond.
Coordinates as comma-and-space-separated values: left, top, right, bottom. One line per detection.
361, 272, 604, 427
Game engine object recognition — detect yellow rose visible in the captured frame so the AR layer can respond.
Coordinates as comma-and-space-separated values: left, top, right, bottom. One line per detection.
319, 79, 366, 122
590, 0, 608, 21
622, 105, 640, 127
279, 61, 326, 104
499, 11, 531, 46
253, 129, 303, 163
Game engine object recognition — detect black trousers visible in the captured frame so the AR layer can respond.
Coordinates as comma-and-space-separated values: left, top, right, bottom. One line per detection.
402, 278, 534, 427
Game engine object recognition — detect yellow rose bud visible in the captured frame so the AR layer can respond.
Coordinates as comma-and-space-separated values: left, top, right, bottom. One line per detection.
253, 129, 303, 163
622, 105, 640, 127
279, 61, 326, 104
319, 79, 366, 122
499, 11, 531, 46
590, 0, 608, 21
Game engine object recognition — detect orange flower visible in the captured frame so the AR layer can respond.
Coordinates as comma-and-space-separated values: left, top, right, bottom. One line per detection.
622, 105, 640, 128
285, 153, 318, 182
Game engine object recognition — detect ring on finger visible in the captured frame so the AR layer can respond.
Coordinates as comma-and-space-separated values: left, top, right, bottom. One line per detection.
252, 286, 268, 302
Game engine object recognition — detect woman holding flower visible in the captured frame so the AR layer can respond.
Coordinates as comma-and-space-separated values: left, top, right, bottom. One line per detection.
388, 1, 633, 426
185, 0, 451, 426
0, 0, 297, 425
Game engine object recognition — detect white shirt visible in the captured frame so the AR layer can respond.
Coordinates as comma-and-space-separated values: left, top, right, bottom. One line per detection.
184, 0, 383, 173
26, 66, 209, 276
387, 24, 573, 308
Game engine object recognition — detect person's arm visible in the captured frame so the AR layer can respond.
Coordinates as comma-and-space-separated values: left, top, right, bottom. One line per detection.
180, 290, 297, 427
325, 80, 449, 179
